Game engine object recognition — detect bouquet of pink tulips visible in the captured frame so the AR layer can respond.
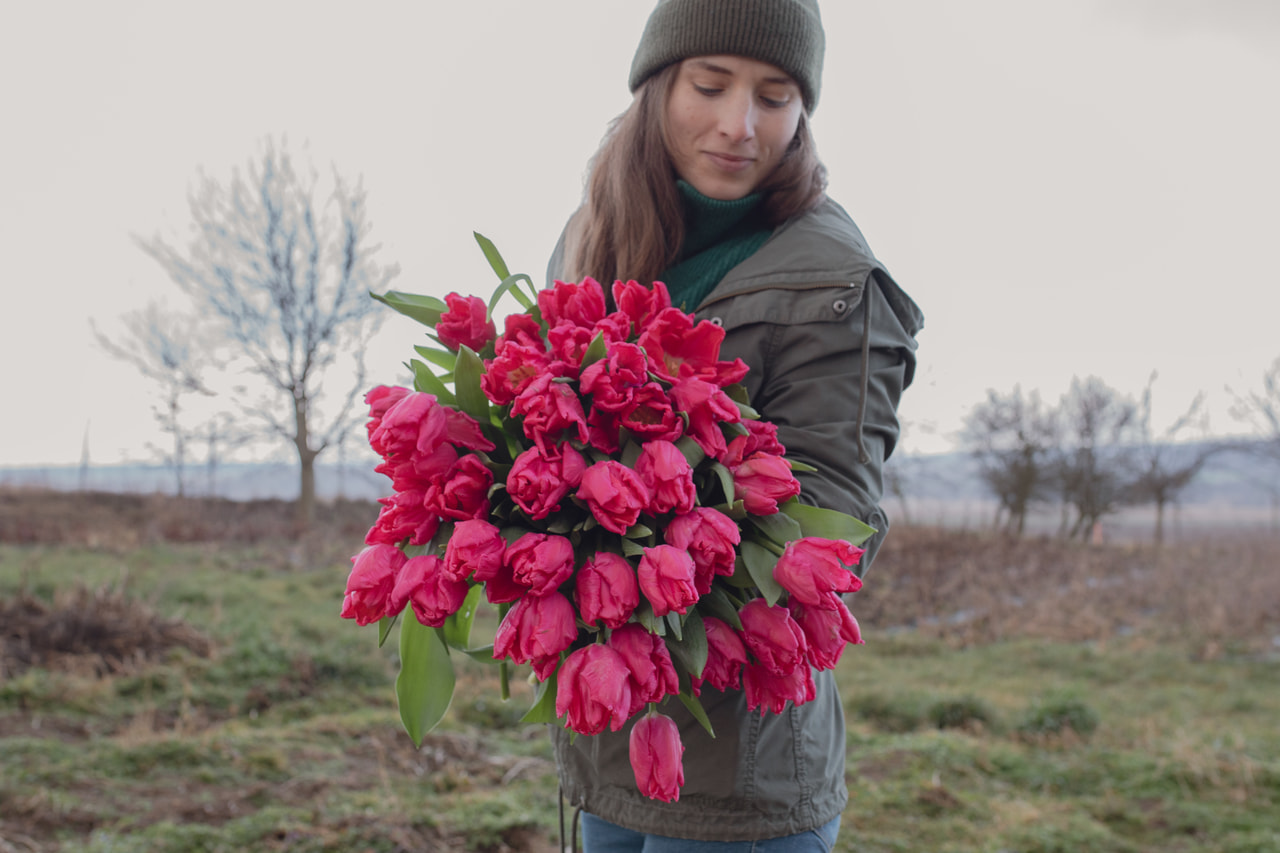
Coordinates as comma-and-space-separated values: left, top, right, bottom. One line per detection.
341, 235, 873, 802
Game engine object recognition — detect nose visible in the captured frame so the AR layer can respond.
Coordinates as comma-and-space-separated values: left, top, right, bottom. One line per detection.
716, 91, 756, 143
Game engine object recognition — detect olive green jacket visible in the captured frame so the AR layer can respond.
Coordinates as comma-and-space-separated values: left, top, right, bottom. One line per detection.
545, 196, 923, 841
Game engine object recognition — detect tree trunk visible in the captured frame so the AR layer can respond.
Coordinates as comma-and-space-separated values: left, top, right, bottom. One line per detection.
1154, 497, 1167, 546
297, 448, 317, 533
294, 393, 317, 534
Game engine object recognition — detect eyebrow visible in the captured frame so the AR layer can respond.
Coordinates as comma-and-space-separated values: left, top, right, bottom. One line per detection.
689, 59, 795, 86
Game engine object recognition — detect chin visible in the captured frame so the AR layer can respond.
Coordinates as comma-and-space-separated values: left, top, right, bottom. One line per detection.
691, 178, 754, 201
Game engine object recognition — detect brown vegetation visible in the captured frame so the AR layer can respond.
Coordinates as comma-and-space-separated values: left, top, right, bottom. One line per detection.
0, 488, 375, 548
1, 585, 212, 680
864, 525, 1280, 655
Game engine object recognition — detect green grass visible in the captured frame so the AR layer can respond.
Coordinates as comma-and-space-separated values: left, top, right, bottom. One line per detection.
837, 634, 1280, 852
2, 541, 1278, 852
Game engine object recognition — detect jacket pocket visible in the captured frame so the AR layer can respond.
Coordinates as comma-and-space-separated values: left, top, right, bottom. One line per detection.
697, 283, 864, 333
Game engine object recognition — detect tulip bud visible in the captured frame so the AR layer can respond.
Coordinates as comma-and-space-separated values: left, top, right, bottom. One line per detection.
629, 713, 685, 802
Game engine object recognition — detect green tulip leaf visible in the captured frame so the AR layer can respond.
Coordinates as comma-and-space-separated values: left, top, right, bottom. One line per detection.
580, 331, 609, 370
520, 670, 560, 724
787, 459, 818, 473
443, 585, 483, 650
414, 345, 459, 373
779, 500, 877, 548
620, 438, 643, 469
395, 611, 456, 747
710, 462, 736, 506
377, 613, 399, 648
373, 290, 447, 328
741, 539, 784, 605
488, 273, 537, 314
748, 511, 803, 546
678, 689, 715, 738
699, 585, 744, 631
474, 231, 513, 281
459, 643, 499, 664
723, 384, 750, 406
635, 600, 665, 635
454, 345, 490, 423
725, 554, 756, 589
664, 609, 707, 679
411, 360, 457, 404
675, 436, 706, 468
665, 611, 684, 642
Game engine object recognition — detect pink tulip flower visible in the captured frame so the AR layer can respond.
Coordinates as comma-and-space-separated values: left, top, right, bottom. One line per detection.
608, 624, 679, 715
635, 440, 696, 516
576, 552, 640, 629
556, 644, 633, 736
664, 508, 740, 595
788, 597, 864, 671
577, 460, 650, 535
507, 443, 586, 521
340, 544, 405, 626
772, 537, 865, 609
630, 713, 685, 802
442, 519, 506, 582
493, 592, 578, 679
637, 545, 699, 618
506, 533, 576, 598
739, 599, 807, 676
436, 292, 496, 353
692, 616, 749, 695
743, 659, 816, 714
390, 554, 469, 628
730, 452, 801, 515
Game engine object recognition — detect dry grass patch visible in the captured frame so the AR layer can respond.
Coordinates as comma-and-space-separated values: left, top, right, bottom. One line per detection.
863, 526, 1280, 655
1, 584, 213, 680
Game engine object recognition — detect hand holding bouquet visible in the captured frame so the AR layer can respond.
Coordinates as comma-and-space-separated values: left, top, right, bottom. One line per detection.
341, 235, 873, 802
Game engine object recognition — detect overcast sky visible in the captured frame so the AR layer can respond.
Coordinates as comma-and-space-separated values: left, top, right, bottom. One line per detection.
2, 0, 1277, 467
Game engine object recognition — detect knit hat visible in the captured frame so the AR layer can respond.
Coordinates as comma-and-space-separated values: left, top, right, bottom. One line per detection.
629, 0, 825, 111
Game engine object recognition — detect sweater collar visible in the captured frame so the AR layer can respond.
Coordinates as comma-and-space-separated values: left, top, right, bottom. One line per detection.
676, 180, 766, 260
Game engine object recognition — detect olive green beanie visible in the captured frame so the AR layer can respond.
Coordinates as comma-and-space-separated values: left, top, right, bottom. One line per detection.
629, 0, 825, 111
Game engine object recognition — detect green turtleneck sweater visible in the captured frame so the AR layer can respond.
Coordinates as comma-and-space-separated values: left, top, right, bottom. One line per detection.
660, 181, 773, 312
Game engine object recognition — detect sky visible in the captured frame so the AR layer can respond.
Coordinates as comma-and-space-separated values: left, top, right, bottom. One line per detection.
1, 0, 1278, 467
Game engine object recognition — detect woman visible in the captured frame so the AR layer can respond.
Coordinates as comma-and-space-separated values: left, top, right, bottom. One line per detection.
547, 0, 924, 848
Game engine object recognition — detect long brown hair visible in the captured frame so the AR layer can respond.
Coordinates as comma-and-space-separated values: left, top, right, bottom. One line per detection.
565, 62, 828, 286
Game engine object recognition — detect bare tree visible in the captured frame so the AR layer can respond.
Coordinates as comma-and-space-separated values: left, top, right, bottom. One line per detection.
199, 410, 255, 497
1230, 355, 1280, 461
137, 139, 398, 529
1054, 376, 1141, 541
1126, 372, 1218, 545
1227, 355, 1280, 533
92, 302, 215, 497
961, 386, 1059, 536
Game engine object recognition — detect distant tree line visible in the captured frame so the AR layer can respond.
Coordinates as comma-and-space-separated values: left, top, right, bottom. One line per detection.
959, 362, 1280, 543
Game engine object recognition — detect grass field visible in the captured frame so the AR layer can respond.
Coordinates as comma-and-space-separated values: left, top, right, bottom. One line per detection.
1, 491, 1278, 852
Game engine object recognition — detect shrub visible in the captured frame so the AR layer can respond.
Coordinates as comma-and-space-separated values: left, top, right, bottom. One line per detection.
849, 692, 926, 733
1017, 696, 1100, 739
928, 695, 998, 731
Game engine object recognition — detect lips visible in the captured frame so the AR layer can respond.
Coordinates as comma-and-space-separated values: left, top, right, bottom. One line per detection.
704, 152, 755, 173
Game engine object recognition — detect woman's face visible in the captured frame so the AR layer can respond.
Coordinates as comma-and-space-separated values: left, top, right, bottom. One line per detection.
665, 55, 804, 201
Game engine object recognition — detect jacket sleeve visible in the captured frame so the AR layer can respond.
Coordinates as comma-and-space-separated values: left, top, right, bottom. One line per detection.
715, 271, 922, 574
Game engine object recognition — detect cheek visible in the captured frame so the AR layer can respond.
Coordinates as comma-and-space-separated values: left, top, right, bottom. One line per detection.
762, 115, 801, 163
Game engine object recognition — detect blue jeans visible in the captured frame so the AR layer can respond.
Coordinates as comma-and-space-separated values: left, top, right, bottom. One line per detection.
580, 813, 840, 852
